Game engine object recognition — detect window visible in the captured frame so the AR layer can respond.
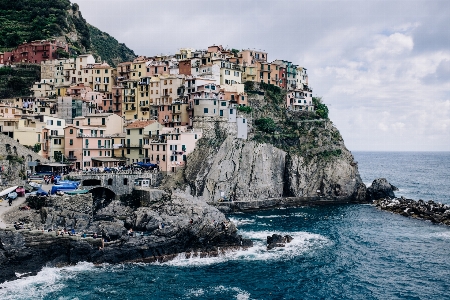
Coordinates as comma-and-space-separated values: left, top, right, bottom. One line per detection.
76, 121, 79, 126
99, 151, 102, 156
204, 108, 208, 114
139, 129, 143, 135
127, 129, 130, 135
69, 139, 73, 145
107, 178, 113, 185
123, 178, 128, 185
87, 118, 90, 125
195, 99, 199, 105
57, 121, 61, 126
221, 102, 227, 106
102, 118, 105, 125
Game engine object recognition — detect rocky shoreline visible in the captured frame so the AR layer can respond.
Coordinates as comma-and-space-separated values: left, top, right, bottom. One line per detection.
0, 191, 252, 284
374, 197, 450, 226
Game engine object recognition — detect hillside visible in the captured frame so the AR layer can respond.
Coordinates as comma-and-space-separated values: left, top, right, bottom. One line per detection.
88, 24, 137, 67
166, 83, 366, 204
0, 0, 136, 66
0, 64, 40, 99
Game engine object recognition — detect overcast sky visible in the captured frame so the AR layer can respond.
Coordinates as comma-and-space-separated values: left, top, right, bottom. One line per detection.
75, 0, 450, 151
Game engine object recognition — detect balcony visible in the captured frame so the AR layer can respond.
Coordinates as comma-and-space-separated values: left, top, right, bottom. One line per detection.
42, 53, 49, 58
67, 156, 77, 161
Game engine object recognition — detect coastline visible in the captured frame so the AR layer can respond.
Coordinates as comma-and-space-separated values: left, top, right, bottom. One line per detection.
212, 196, 368, 212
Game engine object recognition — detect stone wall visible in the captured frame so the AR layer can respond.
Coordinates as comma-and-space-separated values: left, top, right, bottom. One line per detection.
71, 172, 161, 196
0, 134, 49, 163
0, 134, 49, 185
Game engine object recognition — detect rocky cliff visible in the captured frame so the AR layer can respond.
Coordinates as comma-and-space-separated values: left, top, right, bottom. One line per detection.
168, 84, 366, 205
0, 191, 251, 283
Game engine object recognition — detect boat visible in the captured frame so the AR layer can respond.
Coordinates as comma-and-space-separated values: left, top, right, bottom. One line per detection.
16, 186, 25, 197
29, 182, 41, 189
0, 186, 19, 197
7, 192, 18, 200
64, 189, 89, 195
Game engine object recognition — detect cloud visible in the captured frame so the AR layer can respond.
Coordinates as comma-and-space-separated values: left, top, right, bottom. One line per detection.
422, 60, 450, 84
72, 0, 450, 151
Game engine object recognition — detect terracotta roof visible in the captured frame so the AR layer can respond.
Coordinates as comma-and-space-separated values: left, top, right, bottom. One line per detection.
126, 120, 156, 129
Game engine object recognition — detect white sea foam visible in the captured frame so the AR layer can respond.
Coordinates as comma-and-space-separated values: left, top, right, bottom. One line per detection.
0, 262, 95, 300
428, 231, 450, 239
228, 217, 256, 226
184, 285, 251, 299
163, 230, 331, 267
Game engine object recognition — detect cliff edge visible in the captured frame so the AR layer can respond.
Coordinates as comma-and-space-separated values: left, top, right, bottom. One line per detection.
166, 84, 366, 205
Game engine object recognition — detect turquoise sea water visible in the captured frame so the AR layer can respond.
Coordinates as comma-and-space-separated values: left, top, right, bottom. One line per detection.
1, 152, 449, 299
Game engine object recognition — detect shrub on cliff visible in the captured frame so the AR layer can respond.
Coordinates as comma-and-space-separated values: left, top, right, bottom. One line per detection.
255, 117, 277, 133
313, 97, 329, 119
237, 106, 252, 113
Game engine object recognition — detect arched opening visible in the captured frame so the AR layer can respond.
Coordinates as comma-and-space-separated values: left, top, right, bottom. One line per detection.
83, 179, 101, 186
123, 178, 128, 185
107, 178, 113, 185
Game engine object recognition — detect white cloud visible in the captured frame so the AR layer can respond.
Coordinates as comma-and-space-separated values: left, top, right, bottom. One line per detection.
73, 0, 450, 151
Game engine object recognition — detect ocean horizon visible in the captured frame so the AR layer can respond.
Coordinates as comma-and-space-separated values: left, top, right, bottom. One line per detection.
1, 151, 449, 299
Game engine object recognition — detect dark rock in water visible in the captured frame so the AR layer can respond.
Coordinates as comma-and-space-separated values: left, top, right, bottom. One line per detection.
285, 235, 294, 243
373, 197, 450, 226
267, 234, 294, 250
366, 178, 396, 201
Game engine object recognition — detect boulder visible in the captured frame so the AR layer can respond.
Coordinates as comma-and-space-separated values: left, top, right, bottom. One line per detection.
267, 234, 294, 250
366, 178, 396, 201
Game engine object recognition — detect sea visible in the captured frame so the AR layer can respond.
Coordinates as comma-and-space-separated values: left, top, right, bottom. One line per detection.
1, 152, 449, 300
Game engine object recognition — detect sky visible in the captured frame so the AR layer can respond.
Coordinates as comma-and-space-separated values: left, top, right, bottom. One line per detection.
74, 0, 450, 151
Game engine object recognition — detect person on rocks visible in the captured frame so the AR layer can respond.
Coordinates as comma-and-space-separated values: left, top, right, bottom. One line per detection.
189, 219, 193, 224
8, 197, 12, 206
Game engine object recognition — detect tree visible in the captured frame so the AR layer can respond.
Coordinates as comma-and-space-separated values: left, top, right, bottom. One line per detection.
255, 117, 277, 133
313, 97, 329, 119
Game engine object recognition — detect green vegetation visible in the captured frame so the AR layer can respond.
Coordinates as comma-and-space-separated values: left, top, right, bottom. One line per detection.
231, 49, 239, 56
313, 97, 329, 119
237, 106, 252, 113
0, 64, 40, 98
6, 155, 24, 164
0, 0, 136, 67
88, 24, 136, 67
249, 82, 341, 161
244, 81, 254, 92
55, 48, 70, 58
0, 0, 72, 49
255, 117, 277, 133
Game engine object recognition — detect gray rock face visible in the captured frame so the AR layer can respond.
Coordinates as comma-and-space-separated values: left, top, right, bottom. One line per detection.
0, 191, 251, 283
184, 130, 365, 203
366, 178, 396, 200
185, 137, 286, 202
